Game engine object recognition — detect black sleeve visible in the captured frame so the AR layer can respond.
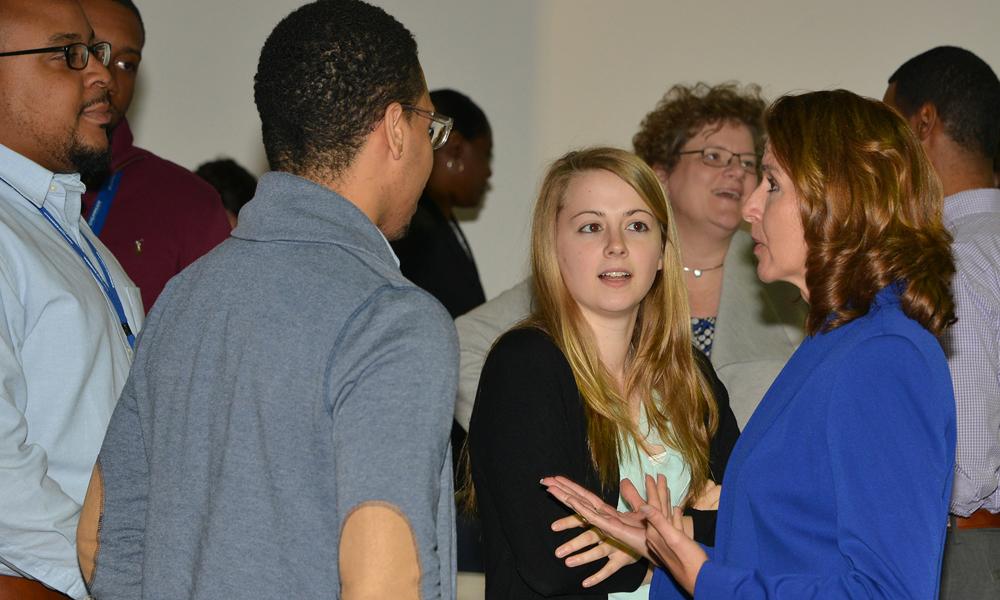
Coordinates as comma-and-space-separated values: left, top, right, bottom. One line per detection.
469, 328, 647, 596
684, 349, 741, 547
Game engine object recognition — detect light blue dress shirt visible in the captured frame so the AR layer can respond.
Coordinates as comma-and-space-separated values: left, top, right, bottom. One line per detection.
0, 143, 143, 598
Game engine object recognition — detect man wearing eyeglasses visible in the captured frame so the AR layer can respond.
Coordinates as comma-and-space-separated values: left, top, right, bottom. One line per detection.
79, 1, 457, 599
0, 0, 144, 599
75, 0, 231, 311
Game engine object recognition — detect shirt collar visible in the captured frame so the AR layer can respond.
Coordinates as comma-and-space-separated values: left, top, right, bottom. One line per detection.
0, 143, 87, 228
0, 142, 58, 209
379, 228, 401, 267
232, 171, 402, 270
943, 188, 1000, 228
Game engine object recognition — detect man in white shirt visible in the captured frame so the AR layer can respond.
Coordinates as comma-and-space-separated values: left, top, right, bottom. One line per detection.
0, 0, 143, 597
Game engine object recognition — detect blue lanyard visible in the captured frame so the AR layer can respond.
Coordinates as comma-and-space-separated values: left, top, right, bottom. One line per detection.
86, 170, 122, 236
37, 204, 136, 348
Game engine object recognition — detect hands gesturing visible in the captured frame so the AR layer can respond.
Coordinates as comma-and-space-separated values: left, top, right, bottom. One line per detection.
542, 474, 709, 595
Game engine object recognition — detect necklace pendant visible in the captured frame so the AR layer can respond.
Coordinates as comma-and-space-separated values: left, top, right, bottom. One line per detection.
692, 269, 703, 278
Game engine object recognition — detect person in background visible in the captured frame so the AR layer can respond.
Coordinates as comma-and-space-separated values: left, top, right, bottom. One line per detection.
77, 1, 458, 598
80, 0, 231, 310
455, 83, 804, 433
195, 157, 257, 227
884, 46, 1000, 600
546, 90, 957, 600
392, 88, 493, 318
468, 147, 739, 600
0, 0, 143, 597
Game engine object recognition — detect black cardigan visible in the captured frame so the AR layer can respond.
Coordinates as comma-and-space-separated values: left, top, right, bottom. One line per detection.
468, 327, 739, 599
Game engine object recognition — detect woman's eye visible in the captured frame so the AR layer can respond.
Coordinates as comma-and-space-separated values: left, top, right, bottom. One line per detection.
766, 176, 779, 193
115, 60, 138, 72
578, 223, 602, 233
626, 221, 650, 232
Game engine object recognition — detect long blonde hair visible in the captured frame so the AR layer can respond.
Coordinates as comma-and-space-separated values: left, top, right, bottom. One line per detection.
528, 147, 718, 500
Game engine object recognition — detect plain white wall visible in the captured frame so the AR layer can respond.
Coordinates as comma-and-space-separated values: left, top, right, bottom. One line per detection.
128, 0, 1000, 298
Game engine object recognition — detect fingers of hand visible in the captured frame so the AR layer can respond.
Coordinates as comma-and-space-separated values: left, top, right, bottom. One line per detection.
657, 474, 670, 513
640, 504, 681, 544
671, 506, 685, 531
620, 478, 644, 510
551, 513, 586, 532
555, 528, 600, 558
563, 535, 612, 566
581, 550, 634, 588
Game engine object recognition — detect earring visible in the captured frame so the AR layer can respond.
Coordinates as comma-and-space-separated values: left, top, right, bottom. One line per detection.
446, 160, 455, 170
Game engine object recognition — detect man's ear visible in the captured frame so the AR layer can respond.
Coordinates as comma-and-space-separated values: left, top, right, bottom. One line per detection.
911, 102, 938, 142
381, 102, 407, 160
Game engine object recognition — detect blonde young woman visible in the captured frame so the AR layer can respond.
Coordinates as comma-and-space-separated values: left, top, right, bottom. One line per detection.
467, 148, 739, 600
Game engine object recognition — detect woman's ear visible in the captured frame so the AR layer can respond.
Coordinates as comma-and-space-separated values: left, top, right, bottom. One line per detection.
442, 131, 466, 161
651, 163, 671, 187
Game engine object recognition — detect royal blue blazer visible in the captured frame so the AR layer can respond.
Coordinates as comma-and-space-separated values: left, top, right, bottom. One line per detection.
651, 285, 956, 599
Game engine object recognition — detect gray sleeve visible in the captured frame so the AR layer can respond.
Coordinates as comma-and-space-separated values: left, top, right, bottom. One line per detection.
453, 279, 532, 430
328, 286, 458, 600
89, 373, 149, 599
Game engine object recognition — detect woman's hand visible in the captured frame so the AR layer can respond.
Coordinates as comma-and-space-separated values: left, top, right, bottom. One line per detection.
542, 475, 652, 561
545, 474, 710, 596
641, 475, 709, 595
548, 504, 643, 587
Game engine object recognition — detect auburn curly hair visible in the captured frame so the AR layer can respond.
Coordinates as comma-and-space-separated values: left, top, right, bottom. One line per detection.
766, 90, 955, 336
633, 82, 765, 171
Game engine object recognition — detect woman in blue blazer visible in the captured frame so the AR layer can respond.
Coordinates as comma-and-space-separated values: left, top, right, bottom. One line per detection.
543, 90, 957, 598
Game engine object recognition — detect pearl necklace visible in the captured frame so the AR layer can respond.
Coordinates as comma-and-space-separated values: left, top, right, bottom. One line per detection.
682, 263, 724, 278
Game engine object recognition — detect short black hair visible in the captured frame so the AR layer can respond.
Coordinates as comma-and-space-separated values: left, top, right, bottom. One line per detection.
888, 46, 1000, 159
429, 89, 490, 141
254, 0, 424, 178
195, 158, 257, 217
110, 0, 145, 44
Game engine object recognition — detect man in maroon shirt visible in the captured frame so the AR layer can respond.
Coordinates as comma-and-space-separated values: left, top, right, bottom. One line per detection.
80, 0, 231, 310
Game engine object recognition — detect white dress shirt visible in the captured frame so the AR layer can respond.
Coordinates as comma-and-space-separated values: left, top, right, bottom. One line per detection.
0, 143, 143, 598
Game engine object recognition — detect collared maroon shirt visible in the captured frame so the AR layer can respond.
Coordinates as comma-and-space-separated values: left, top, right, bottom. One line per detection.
82, 120, 232, 311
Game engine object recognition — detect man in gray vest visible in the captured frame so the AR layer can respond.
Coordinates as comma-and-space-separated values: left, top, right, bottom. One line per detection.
78, 1, 458, 598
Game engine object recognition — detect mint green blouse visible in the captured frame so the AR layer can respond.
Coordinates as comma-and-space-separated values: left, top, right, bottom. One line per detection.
609, 407, 690, 600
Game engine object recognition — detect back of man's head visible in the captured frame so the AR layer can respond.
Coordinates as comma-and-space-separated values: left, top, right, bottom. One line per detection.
888, 46, 1000, 160
254, 0, 424, 180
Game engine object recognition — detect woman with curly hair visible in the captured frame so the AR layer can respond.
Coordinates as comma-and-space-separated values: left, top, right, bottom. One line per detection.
632, 83, 806, 427
468, 147, 740, 599
544, 90, 957, 598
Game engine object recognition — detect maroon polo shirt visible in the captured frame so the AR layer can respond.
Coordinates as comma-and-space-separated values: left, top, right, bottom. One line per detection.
82, 120, 232, 311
